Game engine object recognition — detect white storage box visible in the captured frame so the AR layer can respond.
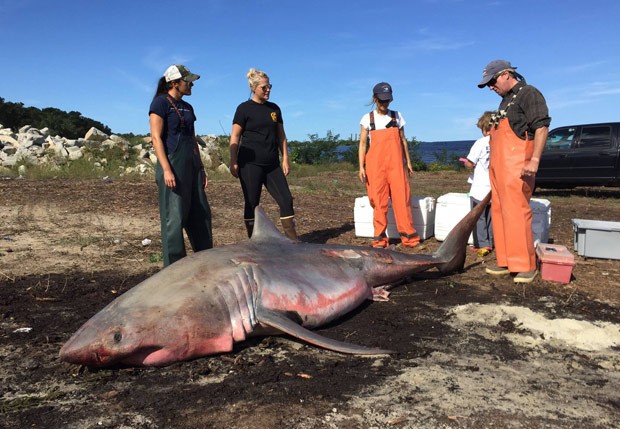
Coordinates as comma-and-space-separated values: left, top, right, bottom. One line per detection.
354, 196, 435, 240
434, 193, 551, 247
572, 219, 620, 260
434, 193, 474, 244
530, 198, 551, 245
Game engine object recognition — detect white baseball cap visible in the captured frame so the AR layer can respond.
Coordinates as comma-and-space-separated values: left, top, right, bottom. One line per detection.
163, 64, 200, 83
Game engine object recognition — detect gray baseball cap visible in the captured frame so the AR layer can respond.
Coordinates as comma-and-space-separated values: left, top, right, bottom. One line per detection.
477, 60, 516, 88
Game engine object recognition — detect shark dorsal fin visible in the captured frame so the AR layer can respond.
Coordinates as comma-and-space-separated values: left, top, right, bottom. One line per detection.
251, 206, 291, 242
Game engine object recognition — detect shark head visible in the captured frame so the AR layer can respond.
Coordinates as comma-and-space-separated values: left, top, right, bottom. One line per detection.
59, 264, 238, 367
59, 304, 177, 367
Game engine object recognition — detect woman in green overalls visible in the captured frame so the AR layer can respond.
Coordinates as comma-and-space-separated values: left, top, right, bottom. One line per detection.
149, 64, 212, 266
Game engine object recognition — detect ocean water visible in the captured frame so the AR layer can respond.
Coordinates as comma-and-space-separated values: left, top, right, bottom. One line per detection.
417, 140, 476, 164
336, 139, 476, 164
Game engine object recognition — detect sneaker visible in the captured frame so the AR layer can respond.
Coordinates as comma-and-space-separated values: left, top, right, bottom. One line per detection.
371, 238, 388, 248
485, 265, 510, 275
513, 270, 538, 283
476, 248, 492, 257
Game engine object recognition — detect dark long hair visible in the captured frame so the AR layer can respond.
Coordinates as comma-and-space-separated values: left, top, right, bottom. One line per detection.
153, 77, 171, 99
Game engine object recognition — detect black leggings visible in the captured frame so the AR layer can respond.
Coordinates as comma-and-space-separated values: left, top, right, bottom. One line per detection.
238, 163, 294, 220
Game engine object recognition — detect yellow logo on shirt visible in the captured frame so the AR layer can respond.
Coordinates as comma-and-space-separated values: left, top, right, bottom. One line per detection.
271, 112, 277, 122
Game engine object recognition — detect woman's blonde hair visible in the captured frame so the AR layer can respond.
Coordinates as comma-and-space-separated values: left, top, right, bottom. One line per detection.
247, 68, 269, 90
477, 111, 494, 132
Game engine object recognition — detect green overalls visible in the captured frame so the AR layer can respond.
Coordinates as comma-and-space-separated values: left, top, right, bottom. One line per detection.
156, 134, 212, 266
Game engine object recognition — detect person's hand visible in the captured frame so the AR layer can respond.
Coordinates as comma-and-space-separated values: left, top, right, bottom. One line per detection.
163, 169, 176, 189
521, 157, 540, 178
201, 170, 208, 189
358, 169, 367, 184
230, 163, 239, 178
282, 158, 290, 176
407, 162, 414, 176
460, 158, 475, 169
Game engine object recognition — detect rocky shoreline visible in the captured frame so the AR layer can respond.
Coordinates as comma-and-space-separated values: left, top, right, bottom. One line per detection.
0, 124, 226, 176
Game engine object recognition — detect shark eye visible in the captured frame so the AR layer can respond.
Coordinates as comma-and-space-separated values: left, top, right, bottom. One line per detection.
113, 332, 122, 343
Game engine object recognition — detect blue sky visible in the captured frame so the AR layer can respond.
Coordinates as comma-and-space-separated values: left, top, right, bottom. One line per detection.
2, 0, 619, 142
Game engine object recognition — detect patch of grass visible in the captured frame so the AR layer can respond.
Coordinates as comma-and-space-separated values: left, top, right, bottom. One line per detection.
205, 166, 236, 183
149, 253, 163, 263
0, 165, 17, 177
285, 165, 364, 196
55, 233, 103, 248
17, 147, 149, 180
288, 162, 356, 179
208, 161, 361, 195
0, 387, 62, 413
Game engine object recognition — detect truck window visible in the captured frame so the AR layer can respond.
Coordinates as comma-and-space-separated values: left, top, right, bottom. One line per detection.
579, 125, 612, 148
546, 127, 576, 150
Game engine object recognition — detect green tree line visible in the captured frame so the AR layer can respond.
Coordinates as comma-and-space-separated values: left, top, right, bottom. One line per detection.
288, 130, 430, 171
0, 98, 111, 139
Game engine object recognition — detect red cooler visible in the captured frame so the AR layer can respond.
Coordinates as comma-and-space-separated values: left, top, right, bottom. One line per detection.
536, 244, 575, 284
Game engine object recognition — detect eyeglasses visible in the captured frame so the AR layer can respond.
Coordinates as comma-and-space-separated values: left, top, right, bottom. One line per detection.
260, 84, 273, 92
377, 98, 391, 104
487, 70, 506, 87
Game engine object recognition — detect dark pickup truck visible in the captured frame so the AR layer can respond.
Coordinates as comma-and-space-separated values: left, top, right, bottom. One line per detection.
536, 122, 620, 188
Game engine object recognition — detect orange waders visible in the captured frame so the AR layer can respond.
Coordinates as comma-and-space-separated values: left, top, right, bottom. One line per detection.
364, 114, 419, 247
489, 118, 536, 272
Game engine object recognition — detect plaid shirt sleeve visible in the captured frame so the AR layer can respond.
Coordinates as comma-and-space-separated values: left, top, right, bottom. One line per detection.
507, 83, 551, 139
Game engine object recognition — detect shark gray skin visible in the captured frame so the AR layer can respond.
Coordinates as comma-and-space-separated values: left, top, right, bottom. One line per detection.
60, 192, 490, 367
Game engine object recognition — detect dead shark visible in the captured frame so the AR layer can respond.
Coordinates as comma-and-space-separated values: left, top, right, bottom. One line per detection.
59, 192, 490, 367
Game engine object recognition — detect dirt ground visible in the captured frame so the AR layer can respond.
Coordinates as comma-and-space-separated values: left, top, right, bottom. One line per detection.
1, 171, 619, 429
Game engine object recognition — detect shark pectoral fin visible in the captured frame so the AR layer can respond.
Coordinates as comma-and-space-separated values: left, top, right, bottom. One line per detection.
256, 309, 393, 356
371, 286, 391, 302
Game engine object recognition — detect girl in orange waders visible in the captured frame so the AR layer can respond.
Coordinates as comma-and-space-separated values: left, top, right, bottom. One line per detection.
358, 82, 419, 248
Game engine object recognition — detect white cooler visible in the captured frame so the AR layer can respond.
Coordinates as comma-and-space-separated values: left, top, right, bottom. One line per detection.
354, 196, 436, 240
434, 193, 474, 244
531, 198, 551, 245
434, 192, 550, 246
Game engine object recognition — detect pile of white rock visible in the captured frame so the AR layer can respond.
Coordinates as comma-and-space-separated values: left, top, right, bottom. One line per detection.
0, 124, 226, 176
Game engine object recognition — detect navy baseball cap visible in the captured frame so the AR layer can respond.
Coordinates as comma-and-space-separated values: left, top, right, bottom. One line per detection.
477, 60, 516, 88
373, 82, 393, 101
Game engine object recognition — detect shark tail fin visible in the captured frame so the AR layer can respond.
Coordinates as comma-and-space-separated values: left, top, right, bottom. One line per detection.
433, 191, 491, 274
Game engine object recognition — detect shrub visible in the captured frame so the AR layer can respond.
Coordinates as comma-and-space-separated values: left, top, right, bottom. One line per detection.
289, 131, 341, 165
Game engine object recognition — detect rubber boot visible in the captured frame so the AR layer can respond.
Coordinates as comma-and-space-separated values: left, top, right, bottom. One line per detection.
280, 216, 298, 241
244, 220, 254, 238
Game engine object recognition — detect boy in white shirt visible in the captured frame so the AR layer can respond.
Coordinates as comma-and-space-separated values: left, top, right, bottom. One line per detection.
461, 111, 494, 252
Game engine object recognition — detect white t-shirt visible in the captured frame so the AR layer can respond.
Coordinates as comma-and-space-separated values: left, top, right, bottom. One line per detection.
465, 135, 491, 200
360, 110, 406, 144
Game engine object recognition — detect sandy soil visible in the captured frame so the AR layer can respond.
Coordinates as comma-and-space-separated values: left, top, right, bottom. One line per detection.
1, 171, 619, 429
